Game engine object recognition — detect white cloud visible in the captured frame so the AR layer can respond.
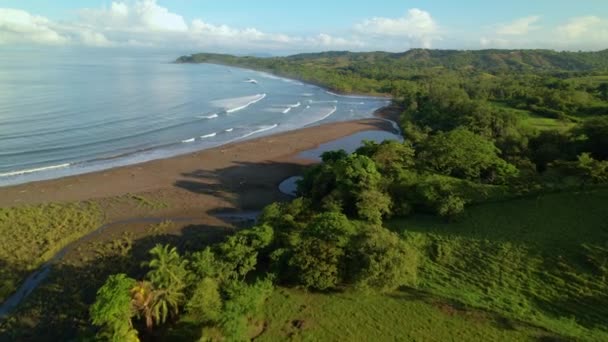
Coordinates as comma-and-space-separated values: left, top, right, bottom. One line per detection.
354, 8, 440, 48
80, 0, 187, 32
309, 33, 363, 48
557, 16, 602, 38
1, 2, 606, 52
79, 30, 114, 47
0, 8, 68, 45
496, 16, 541, 35
479, 36, 511, 48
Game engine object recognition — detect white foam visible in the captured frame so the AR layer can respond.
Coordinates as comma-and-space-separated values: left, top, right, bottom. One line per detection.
198, 113, 219, 119
289, 102, 301, 108
244, 78, 258, 84
201, 133, 217, 139
239, 124, 278, 139
213, 93, 266, 114
306, 105, 311, 109
0, 163, 71, 178
225, 128, 234, 132
282, 107, 292, 114
301, 93, 314, 97
318, 106, 337, 122
182, 138, 195, 143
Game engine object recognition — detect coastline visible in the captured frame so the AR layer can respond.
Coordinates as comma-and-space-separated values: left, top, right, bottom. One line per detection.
175, 60, 394, 99
0, 117, 396, 208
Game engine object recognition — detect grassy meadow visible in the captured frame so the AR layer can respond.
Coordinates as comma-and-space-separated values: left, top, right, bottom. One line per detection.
389, 189, 608, 341
0, 202, 102, 303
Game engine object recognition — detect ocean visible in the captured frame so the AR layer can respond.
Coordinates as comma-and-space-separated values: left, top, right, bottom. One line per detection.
0, 48, 390, 186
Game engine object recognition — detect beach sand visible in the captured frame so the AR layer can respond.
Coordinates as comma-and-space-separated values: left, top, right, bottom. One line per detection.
0, 117, 395, 212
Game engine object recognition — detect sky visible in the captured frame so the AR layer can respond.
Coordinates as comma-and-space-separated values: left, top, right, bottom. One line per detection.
0, 0, 607, 54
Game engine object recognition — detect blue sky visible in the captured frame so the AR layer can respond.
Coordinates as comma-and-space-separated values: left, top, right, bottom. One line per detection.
1, 0, 607, 53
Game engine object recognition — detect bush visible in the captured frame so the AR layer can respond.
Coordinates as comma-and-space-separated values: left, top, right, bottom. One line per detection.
186, 277, 223, 324
349, 226, 418, 291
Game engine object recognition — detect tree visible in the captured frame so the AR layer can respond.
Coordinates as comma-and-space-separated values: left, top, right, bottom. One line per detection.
579, 116, 608, 160
144, 244, 189, 291
289, 237, 345, 290
419, 127, 518, 183
90, 274, 139, 342
186, 277, 223, 323
217, 224, 274, 280
529, 130, 575, 172
576, 153, 608, 185
285, 212, 358, 290
142, 245, 189, 325
303, 212, 356, 247
356, 189, 392, 224
349, 226, 418, 292
370, 140, 416, 179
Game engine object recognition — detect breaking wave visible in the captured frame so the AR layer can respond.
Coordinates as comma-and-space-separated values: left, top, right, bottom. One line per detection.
201, 132, 217, 139
0, 163, 71, 177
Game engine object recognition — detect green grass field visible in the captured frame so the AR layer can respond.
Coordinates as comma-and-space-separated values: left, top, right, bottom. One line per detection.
255, 189, 607, 341
489, 101, 575, 132
258, 288, 558, 341
388, 189, 608, 341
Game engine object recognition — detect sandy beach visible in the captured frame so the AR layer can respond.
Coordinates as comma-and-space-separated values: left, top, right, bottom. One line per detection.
0, 116, 396, 211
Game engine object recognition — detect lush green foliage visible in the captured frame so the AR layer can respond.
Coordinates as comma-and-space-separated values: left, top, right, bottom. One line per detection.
90, 274, 139, 342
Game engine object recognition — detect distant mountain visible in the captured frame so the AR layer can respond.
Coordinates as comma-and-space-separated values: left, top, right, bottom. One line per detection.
177, 49, 608, 73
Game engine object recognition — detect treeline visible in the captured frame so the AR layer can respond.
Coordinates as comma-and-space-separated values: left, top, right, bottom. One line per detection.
176, 50, 608, 119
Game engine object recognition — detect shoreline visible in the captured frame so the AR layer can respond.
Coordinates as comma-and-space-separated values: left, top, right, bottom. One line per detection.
175, 60, 394, 99
0, 116, 396, 207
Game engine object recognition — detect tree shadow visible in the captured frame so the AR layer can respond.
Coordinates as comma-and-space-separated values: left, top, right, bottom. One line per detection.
0, 222, 230, 342
175, 160, 306, 212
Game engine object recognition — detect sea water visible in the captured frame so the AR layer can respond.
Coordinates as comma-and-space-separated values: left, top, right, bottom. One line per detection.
0, 48, 390, 186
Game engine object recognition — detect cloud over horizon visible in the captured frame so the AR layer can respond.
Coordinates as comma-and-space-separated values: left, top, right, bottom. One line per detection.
0, 1, 606, 53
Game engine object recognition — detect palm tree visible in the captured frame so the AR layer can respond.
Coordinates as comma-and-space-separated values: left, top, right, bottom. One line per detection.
140, 244, 189, 324
130, 279, 184, 329
130, 281, 155, 329
143, 244, 189, 289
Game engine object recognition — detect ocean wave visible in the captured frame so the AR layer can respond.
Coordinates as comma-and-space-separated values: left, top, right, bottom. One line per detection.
282, 107, 292, 114
305, 105, 311, 109
225, 128, 234, 132
201, 132, 217, 139
182, 138, 195, 143
301, 93, 314, 97
197, 113, 219, 119
0, 163, 71, 178
289, 102, 301, 108
239, 124, 279, 139
311, 100, 338, 104
318, 106, 338, 122
211, 94, 266, 114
